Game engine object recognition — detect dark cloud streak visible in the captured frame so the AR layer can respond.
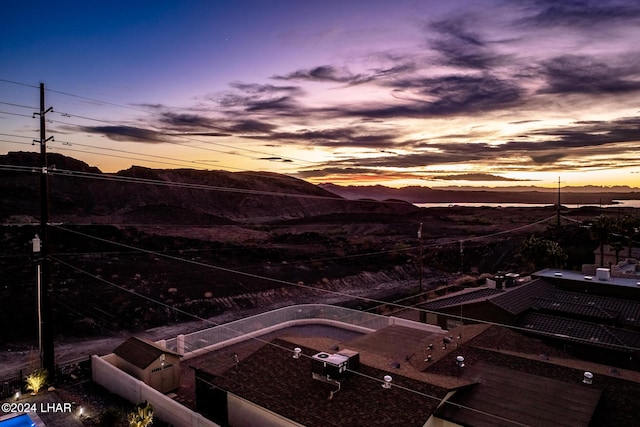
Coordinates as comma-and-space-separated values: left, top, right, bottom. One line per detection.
539, 55, 640, 95
521, 0, 640, 29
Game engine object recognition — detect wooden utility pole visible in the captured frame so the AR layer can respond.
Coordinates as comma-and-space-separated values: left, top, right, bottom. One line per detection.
35, 83, 55, 378
557, 177, 561, 227
418, 223, 427, 323
417, 223, 423, 292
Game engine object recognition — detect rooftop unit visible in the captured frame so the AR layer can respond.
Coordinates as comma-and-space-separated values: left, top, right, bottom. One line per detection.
311, 349, 360, 384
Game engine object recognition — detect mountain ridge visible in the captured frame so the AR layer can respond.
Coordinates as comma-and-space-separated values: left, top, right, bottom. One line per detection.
0, 152, 418, 223
319, 183, 640, 205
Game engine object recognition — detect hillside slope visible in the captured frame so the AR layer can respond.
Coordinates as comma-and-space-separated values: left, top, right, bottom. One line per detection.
0, 152, 418, 223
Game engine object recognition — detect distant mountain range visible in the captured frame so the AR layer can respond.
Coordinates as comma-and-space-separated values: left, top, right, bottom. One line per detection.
319, 183, 640, 205
2, 152, 638, 224
0, 152, 418, 224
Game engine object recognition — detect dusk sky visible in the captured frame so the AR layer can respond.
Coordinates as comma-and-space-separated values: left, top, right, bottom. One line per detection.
2, 0, 640, 188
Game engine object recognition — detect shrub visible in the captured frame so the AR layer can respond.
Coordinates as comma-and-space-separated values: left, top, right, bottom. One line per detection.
25, 370, 47, 395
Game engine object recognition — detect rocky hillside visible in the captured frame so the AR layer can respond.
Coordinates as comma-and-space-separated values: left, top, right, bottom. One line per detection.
0, 152, 418, 223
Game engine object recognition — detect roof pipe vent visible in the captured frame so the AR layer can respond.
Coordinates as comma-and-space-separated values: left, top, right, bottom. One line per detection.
583, 371, 594, 384
293, 347, 301, 359
382, 375, 392, 389
456, 356, 465, 368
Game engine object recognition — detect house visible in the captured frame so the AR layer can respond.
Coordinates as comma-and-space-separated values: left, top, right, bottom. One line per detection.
113, 336, 181, 393
189, 322, 640, 427
421, 269, 640, 369
431, 362, 602, 427
94, 304, 640, 426
592, 245, 640, 268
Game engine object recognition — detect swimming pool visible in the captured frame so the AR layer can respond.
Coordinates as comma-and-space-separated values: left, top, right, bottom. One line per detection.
0, 413, 42, 427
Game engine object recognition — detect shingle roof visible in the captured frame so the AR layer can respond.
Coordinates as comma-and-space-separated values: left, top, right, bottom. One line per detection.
435, 362, 602, 427
422, 325, 640, 427
192, 322, 640, 427
113, 336, 178, 369
203, 338, 447, 427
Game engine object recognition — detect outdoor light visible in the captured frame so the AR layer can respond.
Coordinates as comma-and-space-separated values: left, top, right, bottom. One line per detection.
14, 391, 20, 400
382, 375, 392, 389
32, 235, 41, 253
78, 406, 84, 416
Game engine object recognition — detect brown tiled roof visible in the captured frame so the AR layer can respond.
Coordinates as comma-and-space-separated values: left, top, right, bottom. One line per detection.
532, 297, 620, 320
204, 338, 448, 427
435, 362, 602, 427
518, 312, 640, 350
541, 290, 640, 327
113, 336, 178, 369
488, 278, 554, 315
422, 288, 504, 310
425, 278, 640, 329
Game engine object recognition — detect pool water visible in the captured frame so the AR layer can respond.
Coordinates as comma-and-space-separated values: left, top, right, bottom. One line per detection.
0, 414, 36, 427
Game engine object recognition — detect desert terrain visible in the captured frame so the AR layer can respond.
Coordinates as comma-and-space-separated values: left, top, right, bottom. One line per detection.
1, 152, 637, 376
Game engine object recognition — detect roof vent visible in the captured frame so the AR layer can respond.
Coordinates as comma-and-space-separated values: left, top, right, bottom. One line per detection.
554, 272, 563, 277
456, 356, 465, 368
596, 268, 610, 281
382, 375, 392, 389
583, 371, 594, 384
293, 347, 301, 359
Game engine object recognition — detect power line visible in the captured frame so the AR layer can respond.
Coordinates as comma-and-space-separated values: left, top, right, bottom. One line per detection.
46, 115, 322, 178
49, 251, 533, 426
46, 144, 215, 170
0, 101, 37, 110
33, 213, 554, 273
2, 80, 318, 172
0, 110, 35, 119
44, 88, 154, 115
50, 108, 317, 166
0, 163, 348, 202
50, 252, 532, 427
50, 224, 640, 352
44, 167, 399, 204
0, 132, 35, 140
47, 138, 304, 176
0, 78, 40, 89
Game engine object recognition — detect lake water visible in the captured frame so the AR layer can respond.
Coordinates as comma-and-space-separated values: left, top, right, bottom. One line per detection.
414, 200, 640, 208
415, 202, 552, 208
